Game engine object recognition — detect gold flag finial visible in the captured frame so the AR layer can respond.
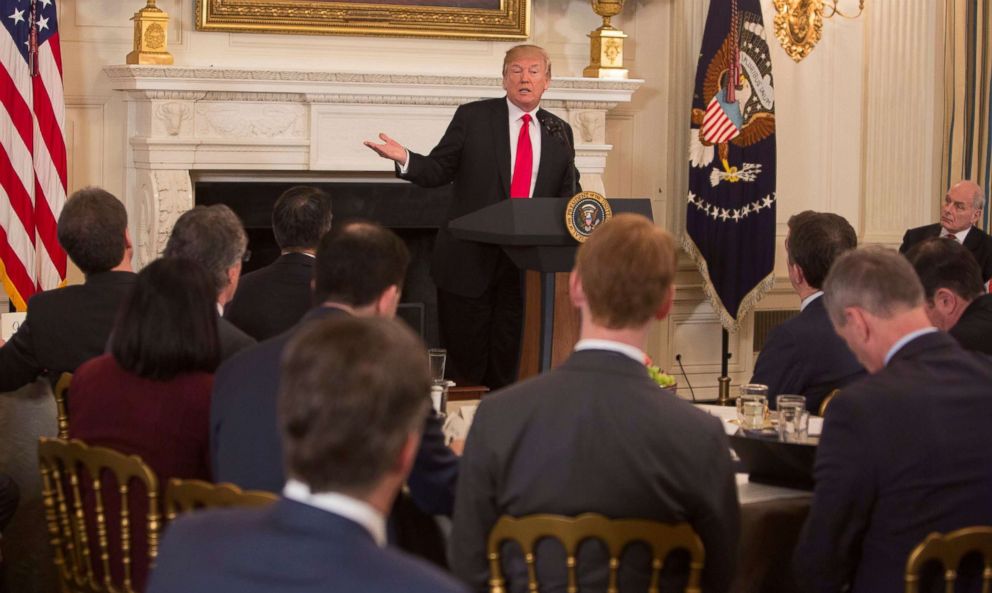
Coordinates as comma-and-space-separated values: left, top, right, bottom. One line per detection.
126, 0, 174, 65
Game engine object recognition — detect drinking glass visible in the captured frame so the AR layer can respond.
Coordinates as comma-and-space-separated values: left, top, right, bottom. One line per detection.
428, 348, 447, 385
778, 401, 810, 443
736, 384, 768, 430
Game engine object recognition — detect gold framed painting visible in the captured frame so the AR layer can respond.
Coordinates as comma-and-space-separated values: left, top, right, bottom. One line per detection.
194, 0, 530, 40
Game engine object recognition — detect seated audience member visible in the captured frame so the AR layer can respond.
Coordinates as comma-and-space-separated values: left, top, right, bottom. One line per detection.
147, 317, 468, 593
68, 257, 219, 591
751, 211, 864, 411
0, 187, 135, 392
163, 205, 255, 361
794, 246, 992, 593
906, 237, 992, 355
899, 180, 992, 282
211, 222, 458, 515
225, 186, 333, 341
451, 214, 739, 593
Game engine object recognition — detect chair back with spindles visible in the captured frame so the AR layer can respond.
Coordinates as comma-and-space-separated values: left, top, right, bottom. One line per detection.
905, 526, 992, 593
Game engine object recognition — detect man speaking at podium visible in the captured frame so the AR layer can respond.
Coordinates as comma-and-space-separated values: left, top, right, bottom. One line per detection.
365, 44, 580, 389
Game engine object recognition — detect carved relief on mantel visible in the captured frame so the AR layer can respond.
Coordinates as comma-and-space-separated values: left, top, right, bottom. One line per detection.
195, 103, 306, 139
134, 169, 193, 268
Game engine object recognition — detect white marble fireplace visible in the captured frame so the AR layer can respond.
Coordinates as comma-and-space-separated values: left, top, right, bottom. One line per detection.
104, 65, 641, 267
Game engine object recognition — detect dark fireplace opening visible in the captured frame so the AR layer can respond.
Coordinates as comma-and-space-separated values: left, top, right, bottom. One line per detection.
194, 178, 453, 348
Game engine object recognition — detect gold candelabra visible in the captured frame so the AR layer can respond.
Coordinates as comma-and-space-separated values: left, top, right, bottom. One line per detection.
126, 0, 174, 65
583, 0, 629, 79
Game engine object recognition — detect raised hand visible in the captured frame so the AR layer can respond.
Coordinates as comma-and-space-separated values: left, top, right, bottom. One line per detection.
363, 133, 408, 164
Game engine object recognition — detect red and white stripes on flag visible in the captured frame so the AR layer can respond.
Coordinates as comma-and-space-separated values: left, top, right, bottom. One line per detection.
0, 0, 67, 311
701, 96, 741, 145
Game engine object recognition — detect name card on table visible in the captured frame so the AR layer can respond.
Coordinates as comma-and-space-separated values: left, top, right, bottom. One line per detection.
1, 312, 26, 341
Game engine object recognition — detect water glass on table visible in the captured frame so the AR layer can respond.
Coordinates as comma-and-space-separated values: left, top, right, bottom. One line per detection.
736, 384, 769, 430
776, 395, 809, 443
428, 348, 447, 385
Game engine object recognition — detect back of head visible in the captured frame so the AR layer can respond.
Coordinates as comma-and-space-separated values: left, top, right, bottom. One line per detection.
313, 221, 409, 306
163, 205, 247, 295
823, 246, 924, 327
272, 186, 333, 251
57, 187, 128, 275
278, 316, 430, 495
786, 212, 857, 289
906, 237, 984, 302
574, 213, 677, 329
110, 257, 220, 380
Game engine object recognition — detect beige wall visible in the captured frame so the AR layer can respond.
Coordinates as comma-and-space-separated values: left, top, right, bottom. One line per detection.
50, 0, 943, 395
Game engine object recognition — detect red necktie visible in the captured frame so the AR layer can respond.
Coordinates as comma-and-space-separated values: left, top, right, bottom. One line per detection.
510, 114, 532, 199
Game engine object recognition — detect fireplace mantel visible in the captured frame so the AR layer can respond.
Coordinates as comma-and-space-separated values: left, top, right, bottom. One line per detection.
105, 65, 642, 267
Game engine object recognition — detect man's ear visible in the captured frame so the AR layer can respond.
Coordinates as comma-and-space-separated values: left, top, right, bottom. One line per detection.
844, 307, 870, 343
933, 287, 958, 315
375, 284, 400, 317
123, 228, 133, 250
655, 285, 675, 320
569, 270, 585, 309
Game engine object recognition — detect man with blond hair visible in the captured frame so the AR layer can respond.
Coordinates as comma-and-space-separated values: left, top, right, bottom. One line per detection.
450, 214, 739, 593
794, 246, 992, 593
365, 44, 580, 390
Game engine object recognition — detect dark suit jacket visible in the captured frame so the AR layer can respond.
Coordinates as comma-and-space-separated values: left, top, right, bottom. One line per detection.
224, 252, 315, 341
750, 296, 865, 411
794, 331, 992, 593
217, 317, 255, 362
211, 306, 459, 516
950, 293, 992, 355
450, 349, 740, 593
402, 97, 580, 298
899, 223, 992, 282
146, 498, 468, 593
0, 270, 136, 392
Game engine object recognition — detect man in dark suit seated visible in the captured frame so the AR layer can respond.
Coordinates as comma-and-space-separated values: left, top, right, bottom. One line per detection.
906, 236, 992, 355
794, 247, 992, 593
0, 187, 136, 392
225, 186, 333, 341
163, 205, 256, 361
750, 211, 864, 411
365, 44, 580, 390
899, 180, 992, 282
450, 214, 739, 593
147, 316, 468, 593
212, 222, 458, 515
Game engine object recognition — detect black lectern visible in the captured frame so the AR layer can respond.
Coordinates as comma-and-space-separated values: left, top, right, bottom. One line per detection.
450, 197, 652, 373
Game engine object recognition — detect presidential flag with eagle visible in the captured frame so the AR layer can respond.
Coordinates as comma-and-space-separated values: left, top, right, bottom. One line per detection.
685, 0, 776, 332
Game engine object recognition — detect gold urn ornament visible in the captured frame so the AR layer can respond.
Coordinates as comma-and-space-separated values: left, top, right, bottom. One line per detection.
126, 0, 174, 65
583, 0, 629, 79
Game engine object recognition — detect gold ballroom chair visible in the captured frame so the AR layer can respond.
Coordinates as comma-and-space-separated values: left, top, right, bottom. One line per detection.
38, 437, 160, 593
486, 513, 705, 593
818, 388, 840, 417
163, 478, 277, 521
905, 526, 992, 593
54, 372, 72, 440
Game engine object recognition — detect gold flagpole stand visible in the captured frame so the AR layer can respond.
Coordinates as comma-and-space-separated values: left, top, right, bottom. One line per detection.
126, 0, 174, 65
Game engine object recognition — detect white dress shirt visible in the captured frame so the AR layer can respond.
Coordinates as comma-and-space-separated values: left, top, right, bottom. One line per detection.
800, 291, 823, 312
283, 479, 387, 547
941, 227, 971, 243
506, 99, 542, 198
883, 327, 939, 367
574, 338, 647, 365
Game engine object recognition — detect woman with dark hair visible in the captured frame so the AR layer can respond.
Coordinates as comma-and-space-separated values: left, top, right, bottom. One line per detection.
68, 257, 220, 591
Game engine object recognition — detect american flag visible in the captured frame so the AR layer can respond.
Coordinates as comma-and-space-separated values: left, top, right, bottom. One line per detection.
0, 0, 66, 311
